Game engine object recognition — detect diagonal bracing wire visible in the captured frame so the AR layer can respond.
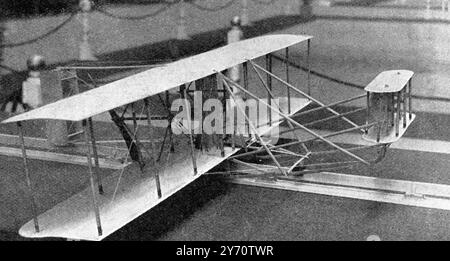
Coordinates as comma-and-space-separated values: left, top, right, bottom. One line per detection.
84, 73, 152, 203
219, 71, 288, 176
110, 103, 147, 204
248, 60, 310, 154
251, 61, 364, 132
220, 73, 371, 165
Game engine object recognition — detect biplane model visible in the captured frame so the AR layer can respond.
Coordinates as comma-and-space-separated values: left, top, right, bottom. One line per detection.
0, 34, 415, 241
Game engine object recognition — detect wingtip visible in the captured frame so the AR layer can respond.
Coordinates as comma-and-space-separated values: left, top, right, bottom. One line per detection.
2, 117, 19, 124
1, 112, 27, 124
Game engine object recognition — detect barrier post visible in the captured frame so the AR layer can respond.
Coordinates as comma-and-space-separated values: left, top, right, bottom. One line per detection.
284, 0, 296, 15
177, 0, 190, 40
227, 16, 244, 108
424, 0, 432, 19
241, 0, 250, 26
79, 0, 97, 61
0, 21, 4, 65
443, 0, 449, 12
300, 0, 313, 19
22, 55, 45, 110
227, 16, 243, 74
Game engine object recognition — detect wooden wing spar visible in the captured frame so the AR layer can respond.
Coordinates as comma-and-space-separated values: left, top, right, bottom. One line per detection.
2, 34, 312, 124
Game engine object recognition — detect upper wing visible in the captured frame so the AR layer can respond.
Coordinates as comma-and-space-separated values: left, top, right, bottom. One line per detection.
2, 34, 312, 124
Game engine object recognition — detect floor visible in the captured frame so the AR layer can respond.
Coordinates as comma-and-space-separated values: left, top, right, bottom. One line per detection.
1, 0, 450, 241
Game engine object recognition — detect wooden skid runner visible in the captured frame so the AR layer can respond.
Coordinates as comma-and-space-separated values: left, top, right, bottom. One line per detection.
0, 133, 129, 168
0, 146, 126, 170
225, 172, 450, 211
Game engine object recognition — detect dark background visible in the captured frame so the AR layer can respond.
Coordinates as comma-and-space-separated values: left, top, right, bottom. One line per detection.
0, 0, 170, 18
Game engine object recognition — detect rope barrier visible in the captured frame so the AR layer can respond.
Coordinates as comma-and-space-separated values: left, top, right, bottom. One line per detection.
271, 54, 365, 89
0, 12, 77, 48
0, 2, 448, 105
188, 0, 236, 12
0, 64, 20, 73
95, 3, 174, 20
251, 0, 277, 6
0, 3, 173, 48
271, 54, 450, 103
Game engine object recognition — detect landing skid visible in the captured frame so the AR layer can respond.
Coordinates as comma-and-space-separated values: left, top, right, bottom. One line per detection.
225, 172, 450, 211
